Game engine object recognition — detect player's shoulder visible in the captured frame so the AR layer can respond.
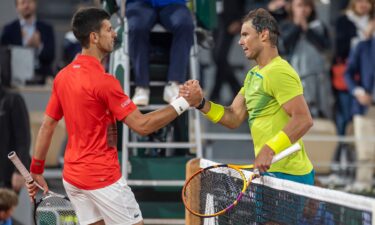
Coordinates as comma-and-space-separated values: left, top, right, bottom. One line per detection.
102, 73, 119, 84
268, 56, 292, 70
267, 57, 298, 78
94, 73, 121, 92
53, 66, 68, 83
54, 62, 76, 80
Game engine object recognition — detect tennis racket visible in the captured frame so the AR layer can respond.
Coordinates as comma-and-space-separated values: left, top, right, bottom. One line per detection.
8, 151, 79, 225
182, 143, 301, 218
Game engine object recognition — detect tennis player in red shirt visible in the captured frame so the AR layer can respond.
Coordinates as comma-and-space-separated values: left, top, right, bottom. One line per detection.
26, 7, 201, 225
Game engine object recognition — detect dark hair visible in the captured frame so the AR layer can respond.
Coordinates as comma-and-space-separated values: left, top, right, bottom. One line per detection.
242, 8, 280, 46
0, 188, 18, 211
71, 7, 110, 48
289, 0, 317, 22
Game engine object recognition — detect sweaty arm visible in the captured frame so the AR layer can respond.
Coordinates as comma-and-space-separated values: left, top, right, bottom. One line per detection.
255, 95, 313, 172
281, 95, 313, 143
27, 115, 58, 197
123, 106, 180, 136
33, 115, 59, 160
199, 92, 248, 129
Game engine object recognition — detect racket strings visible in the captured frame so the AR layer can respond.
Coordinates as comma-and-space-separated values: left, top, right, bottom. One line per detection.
36, 196, 78, 225
184, 167, 246, 216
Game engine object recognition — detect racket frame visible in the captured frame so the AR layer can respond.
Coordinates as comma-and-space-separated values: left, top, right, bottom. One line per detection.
182, 164, 255, 217
8, 151, 70, 225
182, 143, 301, 217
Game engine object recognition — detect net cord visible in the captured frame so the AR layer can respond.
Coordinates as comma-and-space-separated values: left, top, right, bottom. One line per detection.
201, 158, 375, 214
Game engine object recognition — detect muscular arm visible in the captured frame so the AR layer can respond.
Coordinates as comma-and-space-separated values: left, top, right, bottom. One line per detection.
123, 106, 179, 136
27, 115, 58, 197
33, 115, 59, 160
123, 80, 202, 135
255, 95, 313, 172
200, 93, 248, 129
179, 80, 247, 129
281, 95, 313, 142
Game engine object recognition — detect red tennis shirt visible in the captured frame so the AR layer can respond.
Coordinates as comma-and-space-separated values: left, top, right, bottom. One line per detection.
45, 54, 137, 190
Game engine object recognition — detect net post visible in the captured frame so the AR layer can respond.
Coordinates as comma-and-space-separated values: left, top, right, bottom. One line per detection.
185, 158, 201, 225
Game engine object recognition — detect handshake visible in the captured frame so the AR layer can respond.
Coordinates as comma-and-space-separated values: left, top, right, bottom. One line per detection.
178, 80, 204, 108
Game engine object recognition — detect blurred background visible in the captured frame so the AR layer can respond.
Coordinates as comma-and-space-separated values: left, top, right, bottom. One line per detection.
1, 0, 375, 224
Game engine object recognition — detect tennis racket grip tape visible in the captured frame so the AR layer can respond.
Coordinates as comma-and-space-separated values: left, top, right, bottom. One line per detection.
8, 151, 45, 191
271, 143, 301, 163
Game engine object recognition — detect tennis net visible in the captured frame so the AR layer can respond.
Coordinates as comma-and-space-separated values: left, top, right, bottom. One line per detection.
188, 159, 375, 225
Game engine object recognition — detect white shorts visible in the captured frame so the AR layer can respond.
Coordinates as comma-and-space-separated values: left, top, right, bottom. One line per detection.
63, 177, 143, 225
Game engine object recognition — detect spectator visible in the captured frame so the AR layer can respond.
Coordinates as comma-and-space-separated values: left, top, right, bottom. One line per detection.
0, 84, 31, 194
331, 0, 375, 168
126, 0, 194, 106
298, 179, 334, 225
209, 0, 244, 103
0, 188, 22, 225
329, 0, 350, 24
298, 199, 334, 225
279, 0, 331, 118
267, 0, 290, 22
0, 0, 55, 85
247, 0, 290, 23
344, 35, 375, 192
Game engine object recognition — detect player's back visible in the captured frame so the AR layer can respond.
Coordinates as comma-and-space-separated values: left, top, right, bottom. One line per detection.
54, 55, 112, 151
50, 55, 122, 189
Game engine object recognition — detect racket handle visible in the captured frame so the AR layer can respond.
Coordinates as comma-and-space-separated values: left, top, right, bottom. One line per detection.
8, 151, 45, 191
271, 143, 301, 163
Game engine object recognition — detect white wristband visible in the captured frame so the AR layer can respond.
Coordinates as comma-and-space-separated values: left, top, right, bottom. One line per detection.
170, 97, 190, 115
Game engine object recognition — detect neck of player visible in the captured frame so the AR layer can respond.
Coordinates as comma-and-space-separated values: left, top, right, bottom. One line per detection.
81, 47, 106, 63
256, 46, 279, 69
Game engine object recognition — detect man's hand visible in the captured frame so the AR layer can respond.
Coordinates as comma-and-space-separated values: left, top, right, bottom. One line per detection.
179, 80, 203, 108
26, 31, 41, 48
354, 88, 372, 106
227, 21, 242, 35
268, 0, 287, 12
364, 19, 375, 39
11, 173, 25, 193
356, 93, 372, 106
26, 173, 49, 202
254, 145, 275, 173
293, 8, 308, 30
357, 92, 372, 106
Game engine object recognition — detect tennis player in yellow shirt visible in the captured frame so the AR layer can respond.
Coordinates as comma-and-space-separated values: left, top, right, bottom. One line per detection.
181, 8, 314, 185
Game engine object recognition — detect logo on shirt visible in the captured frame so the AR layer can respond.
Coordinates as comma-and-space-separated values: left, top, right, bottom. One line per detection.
134, 213, 140, 218
72, 64, 81, 69
121, 99, 131, 108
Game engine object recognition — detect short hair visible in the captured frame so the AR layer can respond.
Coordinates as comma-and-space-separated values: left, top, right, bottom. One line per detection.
71, 7, 110, 48
0, 188, 18, 211
242, 8, 280, 46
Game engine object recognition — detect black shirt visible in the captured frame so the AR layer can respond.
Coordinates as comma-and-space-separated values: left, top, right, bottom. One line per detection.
0, 87, 30, 188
